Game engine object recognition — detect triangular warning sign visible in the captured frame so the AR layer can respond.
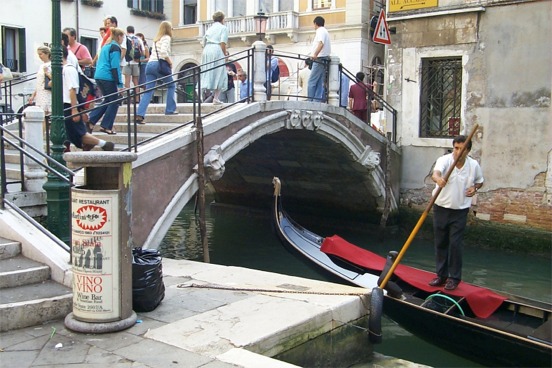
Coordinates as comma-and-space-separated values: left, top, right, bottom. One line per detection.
373, 9, 391, 45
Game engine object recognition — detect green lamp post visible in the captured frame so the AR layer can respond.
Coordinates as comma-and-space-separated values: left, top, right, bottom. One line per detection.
43, 0, 70, 243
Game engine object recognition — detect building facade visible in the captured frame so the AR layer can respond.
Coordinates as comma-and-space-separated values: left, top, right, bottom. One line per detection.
2, 0, 549, 232
386, 0, 551, 231
1, 0, 167, 109
167, 0, 385, 101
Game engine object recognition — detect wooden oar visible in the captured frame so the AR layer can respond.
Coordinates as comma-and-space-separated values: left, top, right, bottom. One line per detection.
369, 124, 479, 344
379, 123, 479, 290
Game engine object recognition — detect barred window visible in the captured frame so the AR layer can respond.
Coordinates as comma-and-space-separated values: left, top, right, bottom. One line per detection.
419, 57, 462, 138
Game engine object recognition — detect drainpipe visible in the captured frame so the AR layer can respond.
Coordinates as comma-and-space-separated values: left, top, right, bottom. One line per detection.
76, 0, 79, 38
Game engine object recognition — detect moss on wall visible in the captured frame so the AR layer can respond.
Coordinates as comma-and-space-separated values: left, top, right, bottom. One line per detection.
398, 206, 551, 256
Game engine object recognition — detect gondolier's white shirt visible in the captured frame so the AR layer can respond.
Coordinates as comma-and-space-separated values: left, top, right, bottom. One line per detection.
433, 154, 484, 210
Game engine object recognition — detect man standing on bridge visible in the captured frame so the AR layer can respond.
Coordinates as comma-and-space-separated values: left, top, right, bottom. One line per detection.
307, 16, 331, 102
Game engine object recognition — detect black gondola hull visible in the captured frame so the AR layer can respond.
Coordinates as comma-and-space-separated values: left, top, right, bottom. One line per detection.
384, 296, 551, 367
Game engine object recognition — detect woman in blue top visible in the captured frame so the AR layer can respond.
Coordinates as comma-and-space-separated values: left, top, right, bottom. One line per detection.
200, 11, 229, 105
88, 27, 125, 134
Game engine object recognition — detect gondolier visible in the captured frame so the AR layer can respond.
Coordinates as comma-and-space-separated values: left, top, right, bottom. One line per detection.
429, 135, 484, 290
271, 177, 551, 367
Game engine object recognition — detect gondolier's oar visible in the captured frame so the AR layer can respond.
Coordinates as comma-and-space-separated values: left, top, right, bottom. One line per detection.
368, 124, 479, 344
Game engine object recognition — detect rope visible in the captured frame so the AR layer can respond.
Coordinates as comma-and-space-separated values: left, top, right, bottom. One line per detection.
178, 283, 368, 297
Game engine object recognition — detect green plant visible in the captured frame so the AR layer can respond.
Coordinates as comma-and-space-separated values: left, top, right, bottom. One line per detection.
130, 8, 166, 20
81, 0, 103, 7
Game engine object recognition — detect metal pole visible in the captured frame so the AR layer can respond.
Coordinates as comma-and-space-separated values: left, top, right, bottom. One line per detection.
43, 0, 71, 243
195, 116, 210, 263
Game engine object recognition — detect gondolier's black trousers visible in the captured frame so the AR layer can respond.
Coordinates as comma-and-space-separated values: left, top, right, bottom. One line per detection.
432, 205, 469, 281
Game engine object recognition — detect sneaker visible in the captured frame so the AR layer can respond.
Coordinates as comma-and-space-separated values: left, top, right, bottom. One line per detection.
444, 279, 460, 290
428, 276, 447, 287
165, 111, 179, 115
102, 141, 115, 151
135, 115, 146, 124
212, 99, 223, 105
82, 143, 95, 151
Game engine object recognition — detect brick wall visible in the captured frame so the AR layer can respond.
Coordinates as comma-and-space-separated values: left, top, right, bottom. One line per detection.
400, 180, 552, 232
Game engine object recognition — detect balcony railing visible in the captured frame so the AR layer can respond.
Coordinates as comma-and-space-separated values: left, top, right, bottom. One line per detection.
198, 11, 300, 42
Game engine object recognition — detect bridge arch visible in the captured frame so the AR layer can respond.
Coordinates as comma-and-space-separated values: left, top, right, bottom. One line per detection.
138, 101, 400, 250
204, 105, 397, 214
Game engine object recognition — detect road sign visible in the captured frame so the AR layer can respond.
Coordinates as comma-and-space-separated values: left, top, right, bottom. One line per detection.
373, 9, 391, 45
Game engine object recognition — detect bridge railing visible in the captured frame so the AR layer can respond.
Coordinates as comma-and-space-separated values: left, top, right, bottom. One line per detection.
339, 66, 397, 143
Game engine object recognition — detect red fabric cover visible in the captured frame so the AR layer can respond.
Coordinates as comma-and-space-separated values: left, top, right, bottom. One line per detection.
321, 235, 507, 318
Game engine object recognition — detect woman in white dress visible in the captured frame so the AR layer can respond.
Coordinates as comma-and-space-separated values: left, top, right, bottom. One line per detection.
28, 46, 52, 115
200, 11, 229, 105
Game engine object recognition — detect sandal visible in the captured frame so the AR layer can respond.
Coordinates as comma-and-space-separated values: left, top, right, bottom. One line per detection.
135, 115, 146, 124
100, 127, 117, 135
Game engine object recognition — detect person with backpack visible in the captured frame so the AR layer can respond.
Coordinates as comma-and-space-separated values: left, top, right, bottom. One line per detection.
61, 46, 114, 151
123, 25, 145, 101
88, 27, 125, 135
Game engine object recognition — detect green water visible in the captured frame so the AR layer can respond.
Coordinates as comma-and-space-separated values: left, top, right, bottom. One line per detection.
159, 200, 552, 367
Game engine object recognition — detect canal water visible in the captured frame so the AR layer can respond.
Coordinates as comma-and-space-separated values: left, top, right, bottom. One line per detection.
159, 199, 551, 368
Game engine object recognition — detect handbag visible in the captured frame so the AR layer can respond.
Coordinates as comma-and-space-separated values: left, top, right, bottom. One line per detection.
44, 75, 52, 90
84, 66, 95, 79
1, 64, 14, 81
154, 42, 172, 76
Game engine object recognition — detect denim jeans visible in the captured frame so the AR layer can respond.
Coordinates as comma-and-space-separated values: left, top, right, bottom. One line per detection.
307, 57, 329, 102
89, 79, 119, 130
137, 61, 177, 117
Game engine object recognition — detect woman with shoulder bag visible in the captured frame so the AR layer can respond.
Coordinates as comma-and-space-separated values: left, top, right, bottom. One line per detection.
135, 21, 177, 124
28, 46, 53, 115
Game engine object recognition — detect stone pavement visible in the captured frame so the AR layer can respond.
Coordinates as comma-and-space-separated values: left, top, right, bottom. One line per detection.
0, 259, 429, 368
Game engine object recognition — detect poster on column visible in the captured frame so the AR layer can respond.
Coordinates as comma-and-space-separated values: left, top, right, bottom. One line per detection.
71, 189, 120, 322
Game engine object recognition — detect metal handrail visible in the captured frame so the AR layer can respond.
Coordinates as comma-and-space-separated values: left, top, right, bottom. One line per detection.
340, 65, 397, 143
3, 198, 70, 253
61, 48, 257, 153
0, 121, 75, 196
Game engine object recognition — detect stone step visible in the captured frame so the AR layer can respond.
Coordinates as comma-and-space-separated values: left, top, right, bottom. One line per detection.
117, 102, 224, 115
91, 121, 187, 135
0, 237, 73, 332
0, 255, 51, 289
3, 162, 22, 181
113, 113, 195, 124
0, 280, 72, 332
0, 238, 21, 260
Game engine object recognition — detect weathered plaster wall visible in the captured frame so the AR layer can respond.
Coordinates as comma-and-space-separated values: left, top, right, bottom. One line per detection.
388, 0, 551, 230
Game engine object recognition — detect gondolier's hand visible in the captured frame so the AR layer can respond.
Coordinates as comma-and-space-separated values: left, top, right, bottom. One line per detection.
432, 171, 447, 188
466, 186, 478, 197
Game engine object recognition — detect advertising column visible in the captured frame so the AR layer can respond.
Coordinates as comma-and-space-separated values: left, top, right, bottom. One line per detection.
71, 189, 120, 322
64, 151, 137, 333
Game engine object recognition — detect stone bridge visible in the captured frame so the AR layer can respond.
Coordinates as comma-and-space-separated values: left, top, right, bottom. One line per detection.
132, 100, 401, 249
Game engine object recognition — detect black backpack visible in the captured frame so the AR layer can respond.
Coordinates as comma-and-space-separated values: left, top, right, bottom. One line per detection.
125, 35, 142, 62
271, 64, 280, 83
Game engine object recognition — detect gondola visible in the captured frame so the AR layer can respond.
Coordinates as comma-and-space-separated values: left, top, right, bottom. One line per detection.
272, 177, 552, 367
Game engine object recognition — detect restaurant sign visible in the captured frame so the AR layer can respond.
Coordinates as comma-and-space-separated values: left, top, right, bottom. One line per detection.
389, 0, 439, 13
